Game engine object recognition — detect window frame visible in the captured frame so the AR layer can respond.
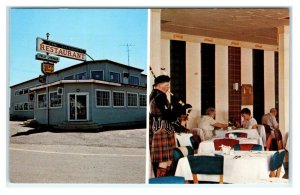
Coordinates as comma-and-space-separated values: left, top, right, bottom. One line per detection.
37, 93, 48, 109
139, 94, 147, 108
109, 71, 121, 83
90, 70, 104, 81
112, 91, 125, 108
75, 72, 87, 80
95, 89, 111, 108
127, 92, 138, 107
49, 91, 63, 109
129, 75, 140, 86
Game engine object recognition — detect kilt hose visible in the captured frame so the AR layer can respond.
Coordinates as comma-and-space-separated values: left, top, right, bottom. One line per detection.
150, 129, 176, 163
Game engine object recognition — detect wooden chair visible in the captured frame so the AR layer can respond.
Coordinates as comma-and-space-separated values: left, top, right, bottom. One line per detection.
213, 139, 239, 151
270, 150, 286, 177
187, 155, 224, 184
233, 144, 262, 151
225, 132, 248, 138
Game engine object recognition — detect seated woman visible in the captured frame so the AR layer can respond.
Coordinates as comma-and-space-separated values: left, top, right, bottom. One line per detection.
198, 107, 228, 140
237, 108, 258, 129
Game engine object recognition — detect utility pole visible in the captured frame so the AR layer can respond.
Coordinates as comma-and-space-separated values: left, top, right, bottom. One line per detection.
46, 32, 50, 126
121, 43, 134, 65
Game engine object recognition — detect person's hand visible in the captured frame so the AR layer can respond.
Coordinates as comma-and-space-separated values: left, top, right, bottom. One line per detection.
156, 128, 166, 134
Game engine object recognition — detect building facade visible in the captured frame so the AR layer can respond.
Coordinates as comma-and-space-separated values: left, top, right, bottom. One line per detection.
10, 60, 147, 127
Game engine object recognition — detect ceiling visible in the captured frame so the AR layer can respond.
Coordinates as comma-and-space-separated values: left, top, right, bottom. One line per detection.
161, 8, 289, 45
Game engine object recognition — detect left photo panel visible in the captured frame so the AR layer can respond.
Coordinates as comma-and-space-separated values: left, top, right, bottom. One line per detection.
8, 8, 147, 184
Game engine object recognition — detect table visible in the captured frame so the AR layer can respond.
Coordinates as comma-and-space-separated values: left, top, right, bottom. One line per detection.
175, 151, 284, 184
215, 128, 265, 146
198, 138, 262, 154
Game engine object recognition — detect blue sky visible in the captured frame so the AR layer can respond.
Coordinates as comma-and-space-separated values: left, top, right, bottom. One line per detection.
9, 8, 148, 86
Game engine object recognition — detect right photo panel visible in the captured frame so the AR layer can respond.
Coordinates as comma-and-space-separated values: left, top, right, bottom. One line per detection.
148, 8, 290, 184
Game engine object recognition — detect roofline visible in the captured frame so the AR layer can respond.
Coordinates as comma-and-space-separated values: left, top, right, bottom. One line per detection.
10, 59, 145, 88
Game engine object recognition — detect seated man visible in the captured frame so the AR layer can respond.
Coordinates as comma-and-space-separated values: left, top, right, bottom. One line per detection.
198, 107, 228, 140
238, 108, 258, 129
261, 108, 283, 150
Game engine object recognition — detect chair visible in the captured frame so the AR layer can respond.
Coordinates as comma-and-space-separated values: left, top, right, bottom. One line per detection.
187, 155, 224, 184
270, 149, 286, 178
213, 139, 239, 151
264, 124, 284, 151
169, 146, 194, 176
233, 144, 263, 151
149, 176, 185, 184
225, 132, 248, 138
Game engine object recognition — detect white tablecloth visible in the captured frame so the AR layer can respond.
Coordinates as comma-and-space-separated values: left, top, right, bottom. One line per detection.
215, 128, 265, 146
175, 133, 193, 147
175, 151, 284, 184
197, 138, 262, 154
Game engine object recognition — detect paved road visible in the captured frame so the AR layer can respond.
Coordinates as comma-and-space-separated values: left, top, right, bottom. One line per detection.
9, 121, 146, 184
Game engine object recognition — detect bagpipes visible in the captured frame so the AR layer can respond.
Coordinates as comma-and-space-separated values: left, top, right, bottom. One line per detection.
150, 66, 192, 133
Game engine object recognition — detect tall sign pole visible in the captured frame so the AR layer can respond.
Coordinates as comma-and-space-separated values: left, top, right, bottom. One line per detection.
46, 33, 50, 126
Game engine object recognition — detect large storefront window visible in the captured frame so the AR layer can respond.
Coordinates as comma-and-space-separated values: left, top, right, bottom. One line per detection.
96, 90, 110, 107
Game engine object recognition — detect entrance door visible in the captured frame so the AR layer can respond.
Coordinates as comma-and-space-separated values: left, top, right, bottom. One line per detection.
68, 93, 89, 121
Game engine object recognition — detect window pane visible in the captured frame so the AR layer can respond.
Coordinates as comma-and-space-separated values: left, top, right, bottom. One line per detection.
50, 92, 62, 108
96, 91, 110, 106
92, 71, 104, 80
64, 75, 74, 80
127, 93, 137, 107
110, 72, 120, 83
75, 72, 86, 80
139, 94, 146, 107
113, 92, 124, 106
38, 94, 47, 108
129, 76, 139, 85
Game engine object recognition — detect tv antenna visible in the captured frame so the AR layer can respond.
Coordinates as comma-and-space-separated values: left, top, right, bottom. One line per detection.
121, 43, 134, 65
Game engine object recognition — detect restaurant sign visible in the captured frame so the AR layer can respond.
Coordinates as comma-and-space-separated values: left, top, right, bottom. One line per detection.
41, 62, 55, 74
35, 53, 60, 63
36, 37, 86, 61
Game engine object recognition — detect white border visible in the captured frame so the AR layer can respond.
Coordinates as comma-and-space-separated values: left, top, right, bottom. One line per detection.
95, 89, 111, 108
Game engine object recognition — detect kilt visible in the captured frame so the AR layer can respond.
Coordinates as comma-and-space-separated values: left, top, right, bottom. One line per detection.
150, 129, 176, 163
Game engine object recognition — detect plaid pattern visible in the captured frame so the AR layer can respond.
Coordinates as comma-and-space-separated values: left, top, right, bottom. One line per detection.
228, 46, 241, 123
150, 130, 176, 163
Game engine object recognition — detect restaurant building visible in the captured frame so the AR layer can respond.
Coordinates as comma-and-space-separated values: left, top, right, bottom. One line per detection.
10, 59, 147, 128
149, 8, 290, 140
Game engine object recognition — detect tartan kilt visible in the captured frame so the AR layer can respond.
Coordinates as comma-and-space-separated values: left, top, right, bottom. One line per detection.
150, 129, 176, 163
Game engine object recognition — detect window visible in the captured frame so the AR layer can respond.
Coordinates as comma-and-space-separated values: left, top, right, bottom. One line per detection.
113, 91, 125, 107
49, 92, 62, 108
75, 72, 86, 80
19, 103, 24, 110
37, 94, 47, 108
139, 94, 147, 107
129, 76, 139, 86
96, 90, 110, 107
15, 90, 19, 96
64, 75, 74, 80
23, 88, 29, 94
110, 72, 120, 83
91, 70, 104, 80
28, 102, 34, 110
19, 89, 24, 95
127, 93, 138, 107
23, 102, 28, 110
14, 103, 20, 111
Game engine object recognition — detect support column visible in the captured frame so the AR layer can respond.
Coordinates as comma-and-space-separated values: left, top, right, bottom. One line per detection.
148, 9, 161, 86
278, 25, 290, 140
241, 48, 253, 115
264, 51, 275, 113
186, 42, 201, 128
215, 45, 229, 123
